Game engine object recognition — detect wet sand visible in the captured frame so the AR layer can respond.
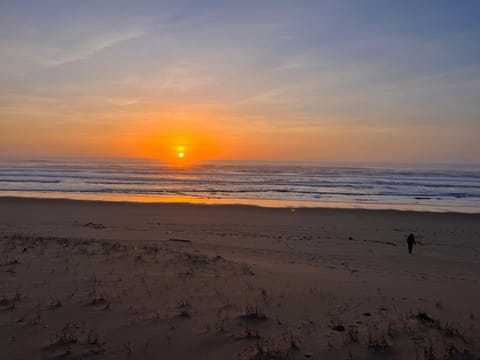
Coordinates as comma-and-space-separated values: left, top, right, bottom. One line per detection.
1, 197, 479, 359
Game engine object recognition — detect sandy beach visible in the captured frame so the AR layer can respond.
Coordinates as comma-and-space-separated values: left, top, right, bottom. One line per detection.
1, 197, 479, 359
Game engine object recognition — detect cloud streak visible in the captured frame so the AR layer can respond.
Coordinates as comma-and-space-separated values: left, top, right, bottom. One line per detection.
36, 28, 147, 67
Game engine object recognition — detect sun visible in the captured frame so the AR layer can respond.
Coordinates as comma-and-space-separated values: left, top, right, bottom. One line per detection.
176, 146, 186, 159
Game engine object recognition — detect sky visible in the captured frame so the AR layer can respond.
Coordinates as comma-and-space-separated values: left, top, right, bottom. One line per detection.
1, 0, 479, 163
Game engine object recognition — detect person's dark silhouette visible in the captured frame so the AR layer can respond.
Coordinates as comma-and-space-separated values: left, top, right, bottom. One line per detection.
407, 233, 416, 254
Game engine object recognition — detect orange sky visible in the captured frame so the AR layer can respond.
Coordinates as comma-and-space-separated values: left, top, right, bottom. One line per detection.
2, 107, 478, 163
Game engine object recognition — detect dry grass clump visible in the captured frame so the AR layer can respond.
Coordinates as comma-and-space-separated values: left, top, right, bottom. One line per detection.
329, 313, 345, 332
248, 338, 294, 360
177, 298, 193, 317
241, 263, 255, 276
347, 325, 359, 342
49, 298, 63, 310
416, 311, 436, 327
366, 323, 391, 352
1, 257, 20, 266
241, 304, 267, 321
0, 292, 21, 310
366, 332, 390, 352
423, 341, 473, 360
46, 322, 80, 356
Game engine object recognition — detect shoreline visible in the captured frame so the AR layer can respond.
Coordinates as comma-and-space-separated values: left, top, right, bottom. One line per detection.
1, 193, 479, 214
1, 196, 479, 242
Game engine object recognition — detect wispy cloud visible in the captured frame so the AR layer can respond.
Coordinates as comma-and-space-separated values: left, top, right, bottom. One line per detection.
0, 11, 150, 75
35, 28, 146, 67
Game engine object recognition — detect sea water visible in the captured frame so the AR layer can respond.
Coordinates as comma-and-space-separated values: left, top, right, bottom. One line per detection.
0, 158, 479, 212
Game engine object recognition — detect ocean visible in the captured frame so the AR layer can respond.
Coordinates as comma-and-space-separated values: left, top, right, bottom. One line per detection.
0, 158, 479, 212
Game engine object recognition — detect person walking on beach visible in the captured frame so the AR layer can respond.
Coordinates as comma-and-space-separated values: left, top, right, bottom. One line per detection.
407, 233, 416, 254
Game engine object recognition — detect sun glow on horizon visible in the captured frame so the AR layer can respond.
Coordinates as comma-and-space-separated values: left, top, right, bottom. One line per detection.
176, 145, 186, 159
141, 128, 223, 164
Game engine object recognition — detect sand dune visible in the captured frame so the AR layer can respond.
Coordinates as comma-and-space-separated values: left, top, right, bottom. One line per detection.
1, 197, 479, 359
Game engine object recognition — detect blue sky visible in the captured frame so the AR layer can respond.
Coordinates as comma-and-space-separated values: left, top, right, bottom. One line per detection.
1, 1, 479, 162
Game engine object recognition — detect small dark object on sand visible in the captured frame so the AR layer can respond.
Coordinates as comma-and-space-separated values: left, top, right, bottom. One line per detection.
83, 222, 106, 229
168, 238, 192, 244
333, 325, 345, 332
22, 247, 27, 253
407, 233, 416, 254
